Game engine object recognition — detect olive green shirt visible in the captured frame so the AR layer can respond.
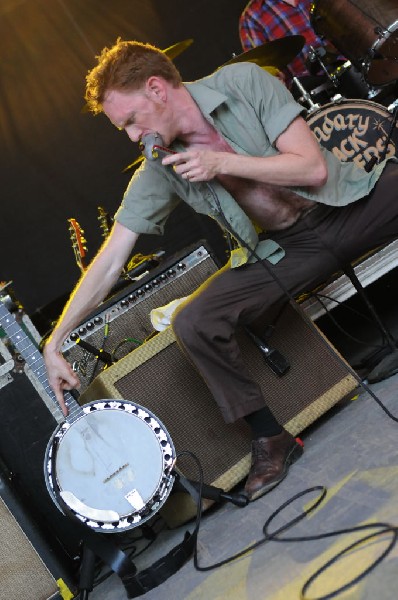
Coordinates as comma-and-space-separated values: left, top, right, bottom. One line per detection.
115, 63, 385, 267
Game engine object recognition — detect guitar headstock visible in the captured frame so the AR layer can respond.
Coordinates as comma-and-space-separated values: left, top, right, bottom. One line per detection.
68, 218, 87, 274
97, 206, 113, 240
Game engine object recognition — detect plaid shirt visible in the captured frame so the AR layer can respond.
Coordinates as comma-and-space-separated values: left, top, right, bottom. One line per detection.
239, 0, 330, 86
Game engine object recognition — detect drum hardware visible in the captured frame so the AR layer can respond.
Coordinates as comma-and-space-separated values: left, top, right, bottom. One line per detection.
311, 0, 398, 87
293, 76, 321, 113
307, 45, 340, 84
294, 45, 357, 110
388, 97, 398, 112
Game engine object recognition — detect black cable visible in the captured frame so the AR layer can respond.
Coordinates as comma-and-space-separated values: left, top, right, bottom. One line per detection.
191, 479, 397, 599
300, 527, 397, 600
312, 292, 388, 350
85, 316, 112, 387
205, 182, 398, 424
262, 489, 397, 600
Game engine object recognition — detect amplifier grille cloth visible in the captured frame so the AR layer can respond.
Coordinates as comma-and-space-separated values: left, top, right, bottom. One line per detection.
64, 249, 218, 390
118, 340, 251, 486
0, 496, 58, 600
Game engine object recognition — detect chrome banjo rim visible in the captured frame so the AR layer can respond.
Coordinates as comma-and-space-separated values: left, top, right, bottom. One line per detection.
44, 399, 176, 533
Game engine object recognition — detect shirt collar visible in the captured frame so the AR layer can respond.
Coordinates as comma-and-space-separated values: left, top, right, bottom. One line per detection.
183, 81, 228, 122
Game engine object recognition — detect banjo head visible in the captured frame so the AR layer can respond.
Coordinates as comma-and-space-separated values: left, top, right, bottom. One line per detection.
44, 399, 176, 533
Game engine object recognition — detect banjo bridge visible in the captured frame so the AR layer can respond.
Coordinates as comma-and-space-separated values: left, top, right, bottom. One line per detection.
103, 462, 129, 483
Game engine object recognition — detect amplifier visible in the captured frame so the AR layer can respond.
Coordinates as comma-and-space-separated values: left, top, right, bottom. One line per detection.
80, 304, 358, 527
62, 242, 220, 391
0, 471, 71, 600
0, 367, 83, 571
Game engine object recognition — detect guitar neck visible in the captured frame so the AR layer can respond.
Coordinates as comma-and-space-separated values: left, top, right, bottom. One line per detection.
0, 302, 83, 425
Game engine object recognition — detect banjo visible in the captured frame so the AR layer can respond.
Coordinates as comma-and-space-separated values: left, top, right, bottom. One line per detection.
0, 299, 176, 533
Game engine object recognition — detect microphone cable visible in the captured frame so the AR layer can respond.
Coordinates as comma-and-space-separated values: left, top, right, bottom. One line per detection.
204, 180, 398, 424
139, 133, 398, 595
184, 449, 398, 600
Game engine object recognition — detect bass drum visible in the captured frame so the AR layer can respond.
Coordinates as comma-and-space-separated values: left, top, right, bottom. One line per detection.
306, 99, 398, 170
311, 0, 398, 86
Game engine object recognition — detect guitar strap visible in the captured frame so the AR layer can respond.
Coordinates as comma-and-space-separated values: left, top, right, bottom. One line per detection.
74, 472, 201, 597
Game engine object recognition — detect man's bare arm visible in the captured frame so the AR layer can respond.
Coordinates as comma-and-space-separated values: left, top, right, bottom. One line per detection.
43, 222, 139, 415
162, 116, 328, 187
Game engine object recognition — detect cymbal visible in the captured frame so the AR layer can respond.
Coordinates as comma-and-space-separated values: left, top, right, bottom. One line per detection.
162, 38, 193, 60
221, 35, 305, 70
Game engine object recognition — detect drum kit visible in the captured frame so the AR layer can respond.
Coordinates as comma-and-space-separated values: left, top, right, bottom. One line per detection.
161, 0, 398, 172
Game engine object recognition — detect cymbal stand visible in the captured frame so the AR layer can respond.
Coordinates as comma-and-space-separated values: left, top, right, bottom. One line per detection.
292, 76, 320, 113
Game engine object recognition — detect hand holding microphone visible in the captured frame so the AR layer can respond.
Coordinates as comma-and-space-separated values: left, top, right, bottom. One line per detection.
139, 132, 221, 182
139, 132, 177, 160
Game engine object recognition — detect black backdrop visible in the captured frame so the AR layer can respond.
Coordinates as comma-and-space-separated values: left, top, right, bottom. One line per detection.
1, 0, 248, 316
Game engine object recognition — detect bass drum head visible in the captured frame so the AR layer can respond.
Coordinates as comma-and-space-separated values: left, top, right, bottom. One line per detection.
306, 99, 398, 169
45, 399, 176, 532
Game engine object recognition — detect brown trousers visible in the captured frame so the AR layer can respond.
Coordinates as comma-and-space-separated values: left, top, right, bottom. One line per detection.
172, 162, 398, 423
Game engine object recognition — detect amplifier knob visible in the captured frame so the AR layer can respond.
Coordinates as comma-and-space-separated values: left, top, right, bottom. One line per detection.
137, 289, 144, 296
160, 274, 167, 281
94, 316, 103, 324
78, 327, 86, 335
152, 278, 159, 286
144, 284, 151, 291
86, 322, 94, 330
167, 269, 176, 276
177, 262, 186, 270
70, 332, 78, 341
128, 294, 136, 301
120, 299, 129, 307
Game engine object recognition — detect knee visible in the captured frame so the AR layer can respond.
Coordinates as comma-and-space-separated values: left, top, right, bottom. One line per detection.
171, 297, 204, 342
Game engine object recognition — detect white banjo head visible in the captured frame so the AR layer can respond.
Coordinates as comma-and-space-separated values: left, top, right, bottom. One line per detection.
44, 399, 176, 533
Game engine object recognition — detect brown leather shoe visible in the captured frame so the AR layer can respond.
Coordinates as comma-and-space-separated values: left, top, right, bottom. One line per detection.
244, 429, 303, 501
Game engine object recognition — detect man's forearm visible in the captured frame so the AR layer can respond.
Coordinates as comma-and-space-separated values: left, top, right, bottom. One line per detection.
46, 223, 139, 353
45, 259, 122, 353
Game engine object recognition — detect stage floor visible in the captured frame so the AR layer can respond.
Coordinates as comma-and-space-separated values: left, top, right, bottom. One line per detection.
88, 370, 398, 600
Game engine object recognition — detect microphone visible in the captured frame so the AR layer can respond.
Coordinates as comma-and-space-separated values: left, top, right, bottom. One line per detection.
139, 132, 176, 160
74, 337, 113, 366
